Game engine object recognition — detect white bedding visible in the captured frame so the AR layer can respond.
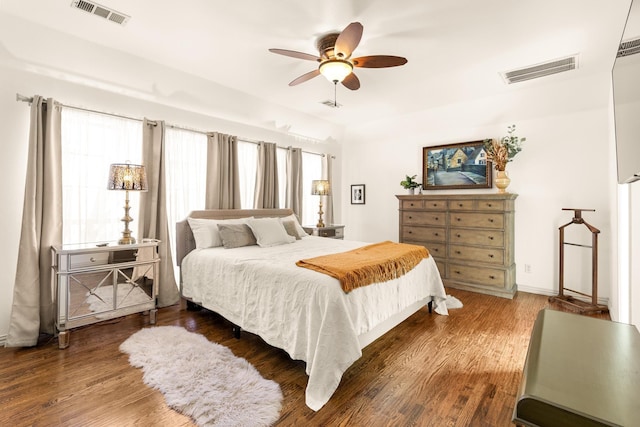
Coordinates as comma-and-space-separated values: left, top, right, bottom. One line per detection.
181, 236, 448, 410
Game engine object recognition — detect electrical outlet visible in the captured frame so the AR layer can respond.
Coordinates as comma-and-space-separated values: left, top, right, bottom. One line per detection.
524, 264, 532, 274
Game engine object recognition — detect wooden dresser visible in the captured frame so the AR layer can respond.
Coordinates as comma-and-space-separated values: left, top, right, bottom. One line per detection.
397, 193, 517, 298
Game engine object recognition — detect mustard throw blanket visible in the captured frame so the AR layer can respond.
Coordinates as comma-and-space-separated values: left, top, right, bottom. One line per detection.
296, 241, 430, 293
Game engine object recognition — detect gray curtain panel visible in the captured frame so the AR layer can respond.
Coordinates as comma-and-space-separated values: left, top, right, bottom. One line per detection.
253, 142, 279, 208
285, 147, 303, 219
205, 132, 241, 209
6, 96, 62, 347
322, 154, 334, 226
140, 119, 180, 308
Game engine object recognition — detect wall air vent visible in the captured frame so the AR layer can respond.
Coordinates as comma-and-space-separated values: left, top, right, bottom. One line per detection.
501, 55, 578, 84
320, 100, 342, 108
617, 38, 640, 58
71, 0, 130, 26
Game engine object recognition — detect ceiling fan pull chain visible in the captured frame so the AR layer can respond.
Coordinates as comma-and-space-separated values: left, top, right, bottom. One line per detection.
334, 82, 338, 107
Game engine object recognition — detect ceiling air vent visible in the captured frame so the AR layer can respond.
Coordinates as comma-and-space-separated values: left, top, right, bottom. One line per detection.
502, 55, 578, 84
71, 0, 130, 26
320, 100, 342, 108
617, 38, 640, 58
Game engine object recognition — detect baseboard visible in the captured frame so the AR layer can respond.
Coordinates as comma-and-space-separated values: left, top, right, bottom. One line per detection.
517, 284, 609, 307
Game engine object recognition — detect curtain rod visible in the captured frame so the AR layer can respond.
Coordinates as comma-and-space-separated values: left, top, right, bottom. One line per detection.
15, 93, 334, 158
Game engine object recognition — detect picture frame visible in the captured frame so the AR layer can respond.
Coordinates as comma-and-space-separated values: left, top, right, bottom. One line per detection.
422, 140, 493, 190
350, 184, 365, 204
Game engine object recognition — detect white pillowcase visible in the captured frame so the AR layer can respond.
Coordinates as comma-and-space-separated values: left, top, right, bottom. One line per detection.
279, 214, 308, 237
247, 217, 296, 247
188, 217, 252, 249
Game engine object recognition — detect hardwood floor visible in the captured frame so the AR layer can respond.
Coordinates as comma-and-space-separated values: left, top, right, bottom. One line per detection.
0, 289, 609, 427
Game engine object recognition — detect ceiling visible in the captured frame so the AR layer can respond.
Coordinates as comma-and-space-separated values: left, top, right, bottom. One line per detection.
0, 0, 632, 130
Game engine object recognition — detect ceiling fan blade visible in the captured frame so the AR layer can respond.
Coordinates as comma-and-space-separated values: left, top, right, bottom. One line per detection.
352, 55, 408, 68
289, 69, 321, 86
269, 48, 320, 62
334, 22, 363, 59
342, 73, 360, 90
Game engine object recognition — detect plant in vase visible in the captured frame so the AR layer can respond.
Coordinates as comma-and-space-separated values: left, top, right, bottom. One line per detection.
400, 175, 420, 194
483, 125, 526, 193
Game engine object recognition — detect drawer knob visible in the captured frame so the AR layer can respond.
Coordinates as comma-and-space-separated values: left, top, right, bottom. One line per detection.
488, 218, 494, 223
488, 236, 494, 240
408, 216, 413, 219
456, 233, 461, 238
455, 270, 461, 275
410, 203, 415, 207
458, 203, 463, 207
456, 218, 461, 222
455, 250, 461, 254
434, 232, 439, 236
408, 231, 413, 234
435, 217, 439, 220
488, 254, 494, 258
489, 275, 495, 279
90, 257, 96, 263
433, 248, 439, 252
487, 203, 493, 207
433, 203, 438, 207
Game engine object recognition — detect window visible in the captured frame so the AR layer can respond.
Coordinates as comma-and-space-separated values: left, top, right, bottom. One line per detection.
302, 152, 323, 226
61, 109, 142, 244
238, 141, 257, 208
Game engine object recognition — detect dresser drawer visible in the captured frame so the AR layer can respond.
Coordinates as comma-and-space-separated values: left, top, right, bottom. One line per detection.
402, 226, 446, 242
404, 241, 446, 258
402, 211, 445, 226
448, 263, 506, 287
477, 199, 505, 211
450, 228, 504, 247
449, 244, 504, 265
423, 199, 447, 210
401, 199, 424, 209
449, 199, 475, 210
449, 212, 504, 229
67, 252, 110, 270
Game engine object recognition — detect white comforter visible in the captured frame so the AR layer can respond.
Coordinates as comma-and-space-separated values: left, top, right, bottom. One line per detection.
181, 236, 447, 410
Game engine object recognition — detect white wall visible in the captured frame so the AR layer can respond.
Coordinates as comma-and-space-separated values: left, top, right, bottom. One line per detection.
341, 71, 617, 304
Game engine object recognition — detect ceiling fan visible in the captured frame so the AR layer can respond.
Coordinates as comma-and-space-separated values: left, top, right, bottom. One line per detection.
269, 22, 407, 90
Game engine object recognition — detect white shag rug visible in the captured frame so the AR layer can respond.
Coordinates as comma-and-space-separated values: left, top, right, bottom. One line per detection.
445, 295, 463, 309
120, 326, 283, 427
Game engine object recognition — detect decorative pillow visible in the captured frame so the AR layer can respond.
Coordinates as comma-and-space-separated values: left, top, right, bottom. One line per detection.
187, 217, 252, 249
279, 214, 308, 237
281, 219, 303, 240
247, 217, 296, 247
217, 223, 257, 249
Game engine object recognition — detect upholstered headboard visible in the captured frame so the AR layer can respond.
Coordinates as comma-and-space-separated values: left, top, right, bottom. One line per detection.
175, 208, 295, 267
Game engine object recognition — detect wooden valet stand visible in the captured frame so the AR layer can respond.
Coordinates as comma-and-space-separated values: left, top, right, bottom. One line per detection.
549, 208, 609, 314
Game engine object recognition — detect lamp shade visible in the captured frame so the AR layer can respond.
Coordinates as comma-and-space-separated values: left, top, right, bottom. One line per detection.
311, 179, 331, 196
107, 163, 148, 191
319, 60, 353, 83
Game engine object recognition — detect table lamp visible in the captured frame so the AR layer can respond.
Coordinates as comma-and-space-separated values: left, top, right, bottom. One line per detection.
311, 179, 330, 227
107, 163, 148, 244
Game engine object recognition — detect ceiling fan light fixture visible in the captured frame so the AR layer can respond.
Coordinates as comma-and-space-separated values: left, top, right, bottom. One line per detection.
319, 59, 353, 83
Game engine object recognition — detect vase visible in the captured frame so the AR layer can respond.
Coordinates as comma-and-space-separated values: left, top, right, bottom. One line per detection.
408, 188, 415, 195
495, 170, 511, 194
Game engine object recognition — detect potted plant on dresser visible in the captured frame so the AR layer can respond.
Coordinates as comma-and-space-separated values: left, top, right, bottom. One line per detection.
484, 125, 527, 193
400, 175, 421, 194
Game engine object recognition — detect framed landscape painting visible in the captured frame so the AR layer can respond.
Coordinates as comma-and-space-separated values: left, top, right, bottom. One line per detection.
422, 140, 492, 190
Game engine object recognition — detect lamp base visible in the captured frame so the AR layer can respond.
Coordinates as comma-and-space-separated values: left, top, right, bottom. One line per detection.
118, 235, 136, 245
317, 200, 325, 228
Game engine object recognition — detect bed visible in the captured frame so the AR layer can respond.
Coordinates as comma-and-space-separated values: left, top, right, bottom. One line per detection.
176, 208, 448, 411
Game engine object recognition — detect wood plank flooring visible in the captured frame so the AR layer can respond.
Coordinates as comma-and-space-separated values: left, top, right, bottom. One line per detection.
0, 289, 609, 427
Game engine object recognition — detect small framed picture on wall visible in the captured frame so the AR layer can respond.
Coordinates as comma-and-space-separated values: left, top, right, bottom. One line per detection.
351, 184, 365, 204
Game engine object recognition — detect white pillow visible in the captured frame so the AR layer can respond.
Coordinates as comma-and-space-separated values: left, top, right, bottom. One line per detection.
279, 214, 308, 237
188, 217, 252, 249
247, 217, 296, 247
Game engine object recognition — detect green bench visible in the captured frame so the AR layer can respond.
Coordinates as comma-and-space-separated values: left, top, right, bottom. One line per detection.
513, 309, 640, 426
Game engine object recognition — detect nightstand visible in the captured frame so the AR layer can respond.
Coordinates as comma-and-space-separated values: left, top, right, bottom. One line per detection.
51, 239, 160, 349
303, 225, 345, 239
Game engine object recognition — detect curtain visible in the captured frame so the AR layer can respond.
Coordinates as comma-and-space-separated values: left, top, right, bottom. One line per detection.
6, 96, 62, 347
253, 142, 279, 208
322, 154, 335, 226
206, 132, 241, 209
140, 119, 180, 308
285, 147, 303, 220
